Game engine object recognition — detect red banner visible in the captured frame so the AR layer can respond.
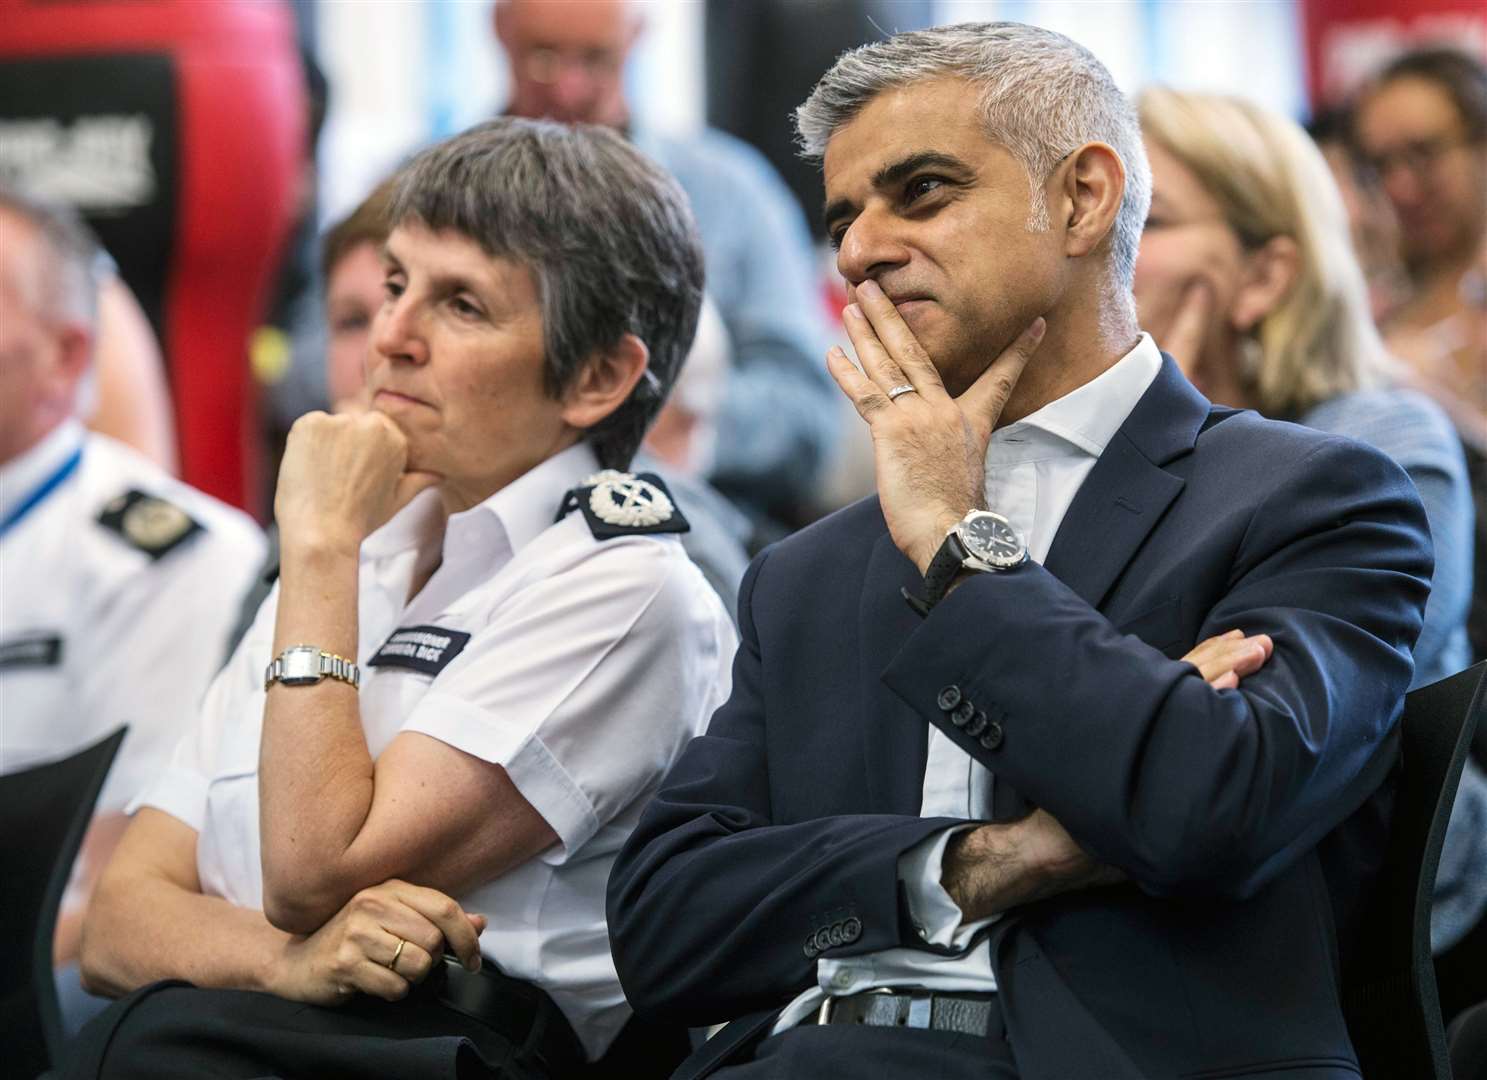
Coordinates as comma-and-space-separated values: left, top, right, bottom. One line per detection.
1303, 0, 1487, 109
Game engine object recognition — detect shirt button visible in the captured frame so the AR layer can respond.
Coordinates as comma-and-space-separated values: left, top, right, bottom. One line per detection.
832, 969, 853, 989
937, 685, 962, 711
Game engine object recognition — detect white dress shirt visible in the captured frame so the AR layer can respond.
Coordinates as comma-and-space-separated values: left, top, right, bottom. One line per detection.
773, 334, 1164, 1032
136, 441, 737, 1059
1, 420, 266, 815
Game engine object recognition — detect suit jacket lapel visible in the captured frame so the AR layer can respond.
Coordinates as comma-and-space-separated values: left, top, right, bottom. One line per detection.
858, 526, 932, 813
1043, 356, 1209, 610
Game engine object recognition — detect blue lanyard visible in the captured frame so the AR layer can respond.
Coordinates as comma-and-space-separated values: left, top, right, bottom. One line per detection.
0, 445, 83, 540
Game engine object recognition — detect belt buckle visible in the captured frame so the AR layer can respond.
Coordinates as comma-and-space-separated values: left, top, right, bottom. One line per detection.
816, 986, 893, 1026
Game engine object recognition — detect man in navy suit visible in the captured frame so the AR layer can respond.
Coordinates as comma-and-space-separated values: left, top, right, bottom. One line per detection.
607, 22, 1434, 1080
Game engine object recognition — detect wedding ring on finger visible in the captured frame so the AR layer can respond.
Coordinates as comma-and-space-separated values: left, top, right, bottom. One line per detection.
387, 937, 407, 970
886, 383, 917, 402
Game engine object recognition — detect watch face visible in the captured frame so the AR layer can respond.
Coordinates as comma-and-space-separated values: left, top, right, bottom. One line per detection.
279, 647, 323, 685
961, 512, 1024, 567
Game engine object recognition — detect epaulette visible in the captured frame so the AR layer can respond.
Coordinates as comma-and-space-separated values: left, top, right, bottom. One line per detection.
555, 469, 691, 540
97, 489, 202, 560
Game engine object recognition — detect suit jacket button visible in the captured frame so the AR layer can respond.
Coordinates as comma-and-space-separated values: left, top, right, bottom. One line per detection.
937, 685, 962, 711
828, 923, 845, 947
964, 709, 988, 737
814, 927, 835, 953
951, 699, 975, 727
979, 720, 1004, 750
803, 935, 820, 960
841, 917, 862, 943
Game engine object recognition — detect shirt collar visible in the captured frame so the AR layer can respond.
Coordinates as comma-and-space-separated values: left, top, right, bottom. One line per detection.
0, 420, 84, 522
362, 441, 601, 562
988, 333, 1163, 463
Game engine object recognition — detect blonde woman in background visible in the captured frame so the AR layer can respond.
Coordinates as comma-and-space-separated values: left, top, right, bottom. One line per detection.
1132, 86, 1486, 1009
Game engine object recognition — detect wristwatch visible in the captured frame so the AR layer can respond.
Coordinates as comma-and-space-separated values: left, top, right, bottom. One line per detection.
904, 510, 1027, 617
264, 645, 361, 691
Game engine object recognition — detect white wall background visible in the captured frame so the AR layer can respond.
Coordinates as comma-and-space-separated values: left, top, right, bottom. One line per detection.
315, 0, 1306, 225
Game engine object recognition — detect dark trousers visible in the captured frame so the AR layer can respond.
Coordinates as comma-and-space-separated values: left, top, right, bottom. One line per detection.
57, 981, 555, 1080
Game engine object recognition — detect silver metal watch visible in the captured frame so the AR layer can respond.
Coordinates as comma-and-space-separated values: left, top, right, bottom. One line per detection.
264, 645, 360, 691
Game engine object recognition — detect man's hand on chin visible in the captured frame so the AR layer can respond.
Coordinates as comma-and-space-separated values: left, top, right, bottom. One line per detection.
825, 277, 1046, 574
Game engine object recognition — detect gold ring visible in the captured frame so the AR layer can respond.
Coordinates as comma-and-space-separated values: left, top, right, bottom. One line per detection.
388, 937, 406, 970
886, 383, 917, 401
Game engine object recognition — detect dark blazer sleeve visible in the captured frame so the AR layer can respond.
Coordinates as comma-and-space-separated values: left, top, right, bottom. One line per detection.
607, 549, 956, 1026
882, 436, 1433, 900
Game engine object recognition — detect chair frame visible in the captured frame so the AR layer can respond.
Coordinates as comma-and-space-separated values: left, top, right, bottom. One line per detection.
1342, 662, 1487, 1080
1, 726, 126, 1076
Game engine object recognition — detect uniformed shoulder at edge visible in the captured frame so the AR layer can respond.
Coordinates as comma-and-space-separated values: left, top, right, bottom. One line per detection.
83, 434, 265, 560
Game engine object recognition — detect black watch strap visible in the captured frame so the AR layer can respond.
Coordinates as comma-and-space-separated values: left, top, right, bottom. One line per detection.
903, 531, 972, 618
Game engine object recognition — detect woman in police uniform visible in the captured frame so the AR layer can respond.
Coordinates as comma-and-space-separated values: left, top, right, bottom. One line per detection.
65, 119, 736, 1079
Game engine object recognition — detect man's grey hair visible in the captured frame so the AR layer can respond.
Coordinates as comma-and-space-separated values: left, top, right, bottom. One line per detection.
795, 22, 1151, 290
387, 118, 704, 471
0, 184, 103, 329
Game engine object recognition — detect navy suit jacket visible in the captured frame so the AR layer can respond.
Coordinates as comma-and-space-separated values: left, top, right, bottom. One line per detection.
608, 359, 1434, 1079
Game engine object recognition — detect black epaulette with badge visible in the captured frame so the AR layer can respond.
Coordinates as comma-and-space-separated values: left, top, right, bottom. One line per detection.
556, 470, 691, 540
97, 489, 203, 560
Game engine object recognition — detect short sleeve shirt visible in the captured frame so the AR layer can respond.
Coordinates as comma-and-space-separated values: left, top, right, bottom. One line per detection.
136, 442, 737, 1057
1, 422, 267, 813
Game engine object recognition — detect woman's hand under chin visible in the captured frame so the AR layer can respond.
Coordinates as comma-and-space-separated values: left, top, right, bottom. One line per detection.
274, 410, 441, 558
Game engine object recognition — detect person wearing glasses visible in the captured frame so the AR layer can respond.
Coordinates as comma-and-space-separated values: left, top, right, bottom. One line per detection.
1354, 48, 1487, 680
1352, 49, 1486, 442
493, 0, 836, 538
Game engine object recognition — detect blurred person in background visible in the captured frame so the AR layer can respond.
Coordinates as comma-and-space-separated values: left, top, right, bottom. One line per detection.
1134, 86, 1487, 1017
1354, 48, 1487, 670
0, 189, 266, 1032
67, 119, 734, 1078
87, 273, 179, 473
1352, 48, 1487, 437
1307, 108, 1412, 325
494, 0, 836, 541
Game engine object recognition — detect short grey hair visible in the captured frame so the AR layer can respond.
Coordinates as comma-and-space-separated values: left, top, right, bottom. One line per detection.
795, 22, 1151, 290
0, 184, 103, 329
387, 118, 705, 470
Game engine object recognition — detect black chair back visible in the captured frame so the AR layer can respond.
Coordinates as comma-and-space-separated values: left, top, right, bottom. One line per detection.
1343, 663, 1487, 1080
0, 727, 126, 1077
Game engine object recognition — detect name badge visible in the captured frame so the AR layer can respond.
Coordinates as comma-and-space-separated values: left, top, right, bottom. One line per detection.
368, 625, 471, 677
0, 632, 64, 671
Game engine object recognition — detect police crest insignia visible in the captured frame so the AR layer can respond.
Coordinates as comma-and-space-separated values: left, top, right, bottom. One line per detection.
557, 471, 690, 539
99, 490, 202, 559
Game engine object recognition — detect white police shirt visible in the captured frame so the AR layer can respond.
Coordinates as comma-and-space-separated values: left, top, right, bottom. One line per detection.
136, 441, 737, 1060
773, 334, 1165, 1032
0, 420, 267, 815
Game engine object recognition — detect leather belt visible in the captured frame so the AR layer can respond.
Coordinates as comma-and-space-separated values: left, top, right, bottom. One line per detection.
812, 988, 1002, 1038
417, 955, 586, 1074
